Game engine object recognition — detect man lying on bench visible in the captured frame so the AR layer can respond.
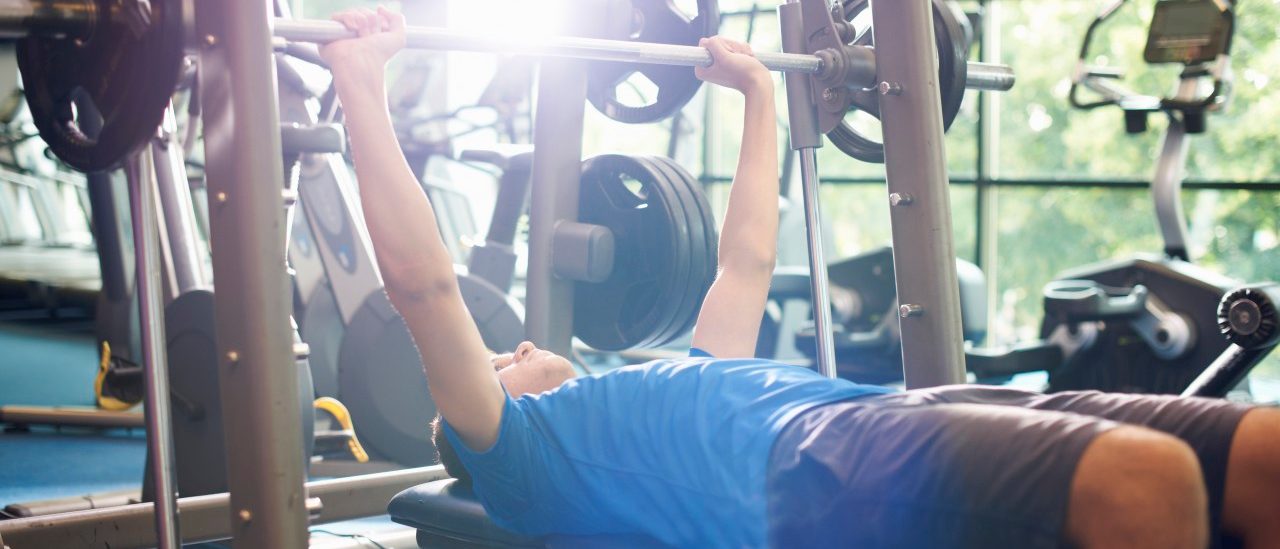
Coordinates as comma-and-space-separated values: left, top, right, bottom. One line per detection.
321, 8, 1280, 548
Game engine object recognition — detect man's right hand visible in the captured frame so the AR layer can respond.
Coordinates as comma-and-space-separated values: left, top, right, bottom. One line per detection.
694, 36, 772, 96
319, 6, 407, 78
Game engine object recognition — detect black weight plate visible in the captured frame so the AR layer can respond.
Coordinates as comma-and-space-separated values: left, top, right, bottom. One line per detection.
645, 156, 717, 344
588, 0, 720, 124
610, 155, 689, 348
17, 0, 186, 173
653, 155, 718, 340
636, 156, 700, 346
826, 0, 968, 164
144, 290, 316, 499
574, 155, 683, 350
663, 156, 718, 341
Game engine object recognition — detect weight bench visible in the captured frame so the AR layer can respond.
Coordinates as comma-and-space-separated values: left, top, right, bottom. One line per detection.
388, 479, 674, 549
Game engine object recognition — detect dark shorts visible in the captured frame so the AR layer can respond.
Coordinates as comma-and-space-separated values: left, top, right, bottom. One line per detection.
765, 386, 1255, 549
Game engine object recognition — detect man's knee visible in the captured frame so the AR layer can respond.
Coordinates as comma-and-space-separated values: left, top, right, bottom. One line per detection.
1223, 407, 1280, 541
1067, 426, 1208, 549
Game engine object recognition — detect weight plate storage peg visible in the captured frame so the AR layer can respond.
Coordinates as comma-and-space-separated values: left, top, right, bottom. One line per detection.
587, 0, 720, 124
17, 0, 186, 173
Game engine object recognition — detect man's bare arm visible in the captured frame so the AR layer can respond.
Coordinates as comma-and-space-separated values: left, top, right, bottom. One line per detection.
323, 8, 505, 449
690, 37, 780, 358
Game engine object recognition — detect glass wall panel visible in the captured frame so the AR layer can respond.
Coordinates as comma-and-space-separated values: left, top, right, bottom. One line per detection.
705, 182, 976, 267
994, 0, 1280, 183
991, 186, 1280, 386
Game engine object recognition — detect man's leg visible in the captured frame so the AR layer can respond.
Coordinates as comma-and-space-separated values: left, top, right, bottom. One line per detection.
907, 386, 1268, 546
766, 399, 1206, 549
1222, 407, 1280, 548
1067, 426, 1208, 549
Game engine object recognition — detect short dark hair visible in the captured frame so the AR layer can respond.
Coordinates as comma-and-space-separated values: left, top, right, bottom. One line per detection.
432, 414, 472, 484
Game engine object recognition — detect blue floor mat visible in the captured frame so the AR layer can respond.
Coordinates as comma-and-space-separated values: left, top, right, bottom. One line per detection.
0, 429, 145, 504
0, 321, 98, 407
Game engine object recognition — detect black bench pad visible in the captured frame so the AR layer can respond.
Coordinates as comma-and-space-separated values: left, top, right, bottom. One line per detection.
388, 479, 674, 548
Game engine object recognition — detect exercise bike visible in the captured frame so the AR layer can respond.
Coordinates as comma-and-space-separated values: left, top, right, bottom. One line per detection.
1028, 0, 1246, 395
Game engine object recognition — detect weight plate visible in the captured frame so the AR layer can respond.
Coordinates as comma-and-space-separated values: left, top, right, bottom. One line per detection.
670, 156, 718, 341
646, 156, 718, 344
17, 0, 186, 172
617, 155, 689, 348
587, 0, 720, 124
826, 0, 968, 164
574, 154, 683, 350
636, 156, 700, 346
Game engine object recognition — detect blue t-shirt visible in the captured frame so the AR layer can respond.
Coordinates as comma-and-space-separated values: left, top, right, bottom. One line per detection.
443, 351, 894, 548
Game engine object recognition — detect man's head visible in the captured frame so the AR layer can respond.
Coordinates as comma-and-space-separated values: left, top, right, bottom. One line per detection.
432, 341, 577, 481
491, 341, 577, 397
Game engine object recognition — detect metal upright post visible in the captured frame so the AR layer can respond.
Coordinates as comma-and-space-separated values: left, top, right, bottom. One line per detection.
153, 105, 209, 295
197, 0, 308, 545
525, 60, 586, 356
1151, 77, 1199, 262
124, 146, 180, 549
526, 2, 609, 356
870, 0, 967, 387
779, 0, 836, 378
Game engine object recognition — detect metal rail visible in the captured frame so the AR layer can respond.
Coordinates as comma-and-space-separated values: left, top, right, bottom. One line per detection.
124, 146, 181, 549
0, 467, 447, 549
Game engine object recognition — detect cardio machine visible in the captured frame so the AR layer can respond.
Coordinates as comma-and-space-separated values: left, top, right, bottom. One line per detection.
1033, 0, 1247, 395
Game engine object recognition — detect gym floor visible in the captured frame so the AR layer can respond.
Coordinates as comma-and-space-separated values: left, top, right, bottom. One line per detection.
0, 318, 419, 548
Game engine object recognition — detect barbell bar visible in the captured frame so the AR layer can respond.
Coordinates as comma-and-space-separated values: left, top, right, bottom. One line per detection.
275, 19, 1014, 92
0, 0, 1013, 93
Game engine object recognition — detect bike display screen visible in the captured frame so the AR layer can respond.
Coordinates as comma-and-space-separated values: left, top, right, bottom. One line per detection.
1144, 0, 1233, 64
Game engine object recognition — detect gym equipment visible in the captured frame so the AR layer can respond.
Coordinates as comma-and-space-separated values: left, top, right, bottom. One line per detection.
1182, 284, 1280, 397
121, 127, 180, 549
0, 178, 99, 315
573, 154, 717, 351
778, 247, 989, 383
1033, 0, 1241, 394
825, 0, 971, 163
13, 0, 186, 173
458, 146, 535, 294
0, 0, 1014, 173
0, 467, 446, 549
587, 0, 719, 124
86, 169, 143, 410
143, 291, 316, 499
389, 479, 674, 548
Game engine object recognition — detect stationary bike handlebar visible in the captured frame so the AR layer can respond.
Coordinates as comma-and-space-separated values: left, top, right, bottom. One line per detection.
1068, 0, 1234, 113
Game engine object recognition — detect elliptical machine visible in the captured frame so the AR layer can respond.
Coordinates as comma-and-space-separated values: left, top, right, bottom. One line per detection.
1035, 0, 1249, 395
